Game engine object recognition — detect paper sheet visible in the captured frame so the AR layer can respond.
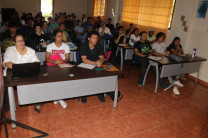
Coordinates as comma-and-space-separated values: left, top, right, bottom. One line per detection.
58, 63, 74, 68
77, 63, 96, 70
148, 56, 162, 61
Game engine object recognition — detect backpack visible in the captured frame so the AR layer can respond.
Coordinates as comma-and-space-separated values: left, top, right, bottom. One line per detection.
107, 91, 124, 102
169, 54, 189, 62
104, 50, 119, 65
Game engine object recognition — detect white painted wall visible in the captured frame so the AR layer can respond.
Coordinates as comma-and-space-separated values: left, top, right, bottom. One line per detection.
166, 0, 208, 82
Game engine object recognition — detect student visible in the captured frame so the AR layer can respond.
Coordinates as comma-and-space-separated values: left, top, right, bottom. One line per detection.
152, 32, 170, 56
59, 23, 71, 42
74, 20, 87, 43
94, 16, 101, 28
46, 29, 70, 108
98, 22, 112, 37
105, 18, 114, 32
152, 33, 183, 95
114, 26, 126, 45
48, 17, 59, 32
147, 28, 156, 44
26, 23, 47, 50
79, 31, 105, 103
129, 28, 140, 47
42, 21, 52, 42
3, 22, 20, 40
134, 31, 172, 90
83, 17, 94, 32
168, 37, 184, 55
125, 23, 134, 42
3, 34, 41, 113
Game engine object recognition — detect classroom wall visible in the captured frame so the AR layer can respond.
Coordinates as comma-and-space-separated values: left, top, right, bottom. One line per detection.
166, 0, 208, 83
0, 0, 90, 19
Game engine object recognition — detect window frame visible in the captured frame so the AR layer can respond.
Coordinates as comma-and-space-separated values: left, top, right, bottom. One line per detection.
168, 0, 176, 30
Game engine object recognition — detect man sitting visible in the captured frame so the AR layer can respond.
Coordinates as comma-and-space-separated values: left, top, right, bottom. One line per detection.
105, 18, 114, 32
147, 28, 156, 45
79, 31, 105, 103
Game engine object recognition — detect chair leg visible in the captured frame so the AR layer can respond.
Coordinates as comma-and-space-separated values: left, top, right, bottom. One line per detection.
154, 65, 159, 94
127, 63, 134, 76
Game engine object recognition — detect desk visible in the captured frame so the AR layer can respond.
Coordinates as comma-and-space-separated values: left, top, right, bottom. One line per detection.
143, 55, 207, 93
4, 66, 119, 128
36, 49, 77, 65
116, 45, 134, 71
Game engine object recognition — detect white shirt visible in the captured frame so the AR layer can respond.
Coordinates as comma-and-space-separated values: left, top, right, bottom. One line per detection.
46, 42, 70, 60
129, 34, 140, 46
98, 27, 111, 36
152, 42, 167, 54
3, 46, 39, 66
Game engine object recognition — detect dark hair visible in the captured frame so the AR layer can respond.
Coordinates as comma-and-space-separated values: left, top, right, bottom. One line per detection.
130, 23, 133, 26
87, 17, 92, 21
13, 34, 24, 42
8, 22, 17, 28
132, 28, 139, 35
156, 32, 166, 40
59, 22, 65, 27
43, 21, 47, 24
77, 20, 82, 24
116, 23, 120, 26
117, 26, 124, 31
108, 18, 112, 21
172, 37, 180, 44
34, 23, 42, 28
139, 31, 147, 36
87, 31, 99, 38
53, 29, 63, 37
48, 17, 52, 20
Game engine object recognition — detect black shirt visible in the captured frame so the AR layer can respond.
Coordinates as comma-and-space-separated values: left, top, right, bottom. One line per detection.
168, 43, 182, 54
105, 24, 114, 32
134, 41, 152, 56
114, 34, 125, 45
80, 43, 104, 61
26, 33, 46, 50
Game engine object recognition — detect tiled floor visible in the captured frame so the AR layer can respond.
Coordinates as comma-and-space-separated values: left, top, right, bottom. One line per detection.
1, 64, 208, 138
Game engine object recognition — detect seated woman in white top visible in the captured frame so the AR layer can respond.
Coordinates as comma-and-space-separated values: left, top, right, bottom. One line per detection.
3, 34, 42, 113
152, 32, 184, 95
98, 22, 112, 38
74, 20, 87, 43
46, 29, 70, 108
129, 28, 140, 47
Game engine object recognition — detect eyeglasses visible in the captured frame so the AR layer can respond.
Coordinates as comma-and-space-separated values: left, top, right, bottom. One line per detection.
15, 40, 25, 43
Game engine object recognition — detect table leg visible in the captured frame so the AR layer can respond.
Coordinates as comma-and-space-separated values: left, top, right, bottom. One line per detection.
154, 65, 159, 94
114, 77, 118, 108
195, 72, 200, 84
120, 48, 123, 71
8, 87, 16, 128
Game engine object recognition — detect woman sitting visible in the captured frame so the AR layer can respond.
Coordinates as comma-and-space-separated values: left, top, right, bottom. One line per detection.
129, 28, 140, 47
45, 29, 70, 108
168, 37, 184, 55
3, 34, 42, 113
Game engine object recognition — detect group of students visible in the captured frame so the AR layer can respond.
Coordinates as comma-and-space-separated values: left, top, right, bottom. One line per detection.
3, 30, 105, 113
133, 31, 184, 95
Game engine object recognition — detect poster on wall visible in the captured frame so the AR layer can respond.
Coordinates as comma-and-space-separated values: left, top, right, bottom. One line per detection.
196, 1, 208, 18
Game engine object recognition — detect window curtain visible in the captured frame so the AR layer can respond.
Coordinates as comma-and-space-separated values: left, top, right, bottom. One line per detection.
122, 0, 173, 34
93, 0, 106, 17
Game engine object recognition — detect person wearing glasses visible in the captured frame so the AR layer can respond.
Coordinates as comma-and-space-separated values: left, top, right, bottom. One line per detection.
3, 34, 41, 113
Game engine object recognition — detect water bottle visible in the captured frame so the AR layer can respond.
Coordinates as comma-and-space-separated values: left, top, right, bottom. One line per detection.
192, 48, 197, 60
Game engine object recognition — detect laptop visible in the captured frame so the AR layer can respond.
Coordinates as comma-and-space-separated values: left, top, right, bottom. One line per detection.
12, 62, 41, 78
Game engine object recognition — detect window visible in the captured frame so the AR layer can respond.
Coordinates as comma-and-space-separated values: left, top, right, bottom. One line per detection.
122, 0, 175, 31
41, 0, 53, 19
168, 0, 176, 29
93, 0, 106, 17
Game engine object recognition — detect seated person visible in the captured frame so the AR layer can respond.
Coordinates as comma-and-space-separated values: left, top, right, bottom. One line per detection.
114, 26, 126, 45
105, 18, 114, 32
152, 33, 183, 95
20, 17, 35, 40
74, 20, 87, 43
129, 28, 140, 47
3, 34, 42, 113
134, 31, 172, 91
152, 32, 169, 56
83, 17, 94, 32
48, 17, 59, 32
26, 23, 47, 50
2, 22, 20, 53
147, 28, 156, 44
46, 29, 70, 108
94, 16, 101, 28
125, 23, 134, 43
111, 23, 120, 36
168, 37, 184, 55
42, 21, 52, 42
79, 31, 105, 103
59, 23, 71, 42
98, 22, 112, 39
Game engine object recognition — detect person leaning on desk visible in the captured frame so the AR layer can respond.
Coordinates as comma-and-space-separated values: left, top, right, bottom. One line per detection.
79, 31, 105, 103
2, 34, 42, 113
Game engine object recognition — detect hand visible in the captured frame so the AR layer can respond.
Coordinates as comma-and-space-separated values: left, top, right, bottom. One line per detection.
96, 60, 102, 67
102, 26, 105, 30
40, 41, 47, 46
54, 60, 63, 64
166, 51, 170, 55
